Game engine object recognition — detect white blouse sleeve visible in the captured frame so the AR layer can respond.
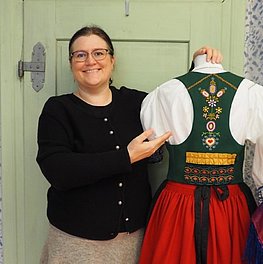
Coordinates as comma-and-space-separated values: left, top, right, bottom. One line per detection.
140, 79, 193, 144
140, 85, 171, 141
246, 82, 263, 143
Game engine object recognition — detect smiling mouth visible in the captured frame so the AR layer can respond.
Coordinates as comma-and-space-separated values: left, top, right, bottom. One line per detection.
84, 69, 99, 73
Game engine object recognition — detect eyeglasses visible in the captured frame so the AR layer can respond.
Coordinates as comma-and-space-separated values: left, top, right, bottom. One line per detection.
70, 49, 110, 62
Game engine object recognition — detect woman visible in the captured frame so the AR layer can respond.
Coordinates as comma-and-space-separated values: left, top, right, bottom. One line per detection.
37, 25, 222, 263
139, 54, 263, 264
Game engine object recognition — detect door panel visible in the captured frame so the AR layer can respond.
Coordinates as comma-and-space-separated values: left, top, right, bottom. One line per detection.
19, 0, 245, 263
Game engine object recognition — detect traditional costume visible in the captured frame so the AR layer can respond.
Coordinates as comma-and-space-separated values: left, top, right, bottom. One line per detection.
139, 55, 263, 264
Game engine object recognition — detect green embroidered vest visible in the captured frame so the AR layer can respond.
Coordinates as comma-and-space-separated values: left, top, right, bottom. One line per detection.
166, 72, 245, 185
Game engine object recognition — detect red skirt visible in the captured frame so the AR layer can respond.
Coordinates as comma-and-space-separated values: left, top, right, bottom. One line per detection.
139, 182, 250, 264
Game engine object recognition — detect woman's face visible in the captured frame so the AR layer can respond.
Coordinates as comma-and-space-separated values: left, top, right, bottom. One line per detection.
70, 35, 115, 91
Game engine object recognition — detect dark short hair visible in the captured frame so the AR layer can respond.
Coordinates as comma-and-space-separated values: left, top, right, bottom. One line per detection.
68, 25, 114, 58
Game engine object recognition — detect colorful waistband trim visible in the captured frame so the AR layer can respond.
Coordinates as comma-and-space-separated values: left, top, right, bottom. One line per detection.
186, 152, 237, 165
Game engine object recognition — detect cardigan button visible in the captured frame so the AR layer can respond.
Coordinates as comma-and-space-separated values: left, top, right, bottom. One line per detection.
104, 117, 108, 122
125, 217, 129, 222
115, 145, 120, 150
118, 200, 122, 205
118, 182, 123, 187
109, 130, 114, 135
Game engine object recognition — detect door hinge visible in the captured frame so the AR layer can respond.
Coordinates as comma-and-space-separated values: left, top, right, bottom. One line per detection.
18, 42, 46, 92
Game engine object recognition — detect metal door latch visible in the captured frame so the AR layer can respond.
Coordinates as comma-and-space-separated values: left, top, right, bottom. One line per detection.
18, 42, 46, 92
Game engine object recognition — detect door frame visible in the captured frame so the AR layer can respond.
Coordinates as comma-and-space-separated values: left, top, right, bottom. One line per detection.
0, 0, 24, 263
0, 0, 246, 263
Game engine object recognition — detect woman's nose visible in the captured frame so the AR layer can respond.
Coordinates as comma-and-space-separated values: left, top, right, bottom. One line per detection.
84, 54, 96, 64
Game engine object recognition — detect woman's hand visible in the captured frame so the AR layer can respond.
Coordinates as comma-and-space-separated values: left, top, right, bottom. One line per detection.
193, 46, 223, 64
127, 129, 172, 164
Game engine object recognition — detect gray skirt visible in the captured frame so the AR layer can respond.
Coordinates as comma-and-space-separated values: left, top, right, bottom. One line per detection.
40, 225, 144, 264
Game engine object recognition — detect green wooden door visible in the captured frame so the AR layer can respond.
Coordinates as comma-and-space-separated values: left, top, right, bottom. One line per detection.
8, 0, 245, 263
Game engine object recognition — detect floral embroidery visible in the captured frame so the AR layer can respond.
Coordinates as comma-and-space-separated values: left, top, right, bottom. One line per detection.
201, 133, 220, 149
184, 164, 234, 185
199, 77, 227, 150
